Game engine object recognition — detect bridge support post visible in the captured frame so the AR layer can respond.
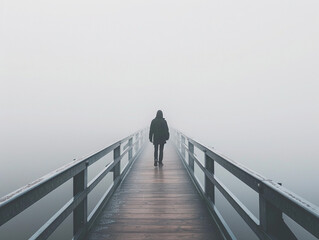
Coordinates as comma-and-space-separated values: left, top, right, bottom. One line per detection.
188, 141, 194, 172
113, 145, 121, 181
128, 137, 133, 160
135, 133, 139, 154
174, 131, 179, 150
181, 135, 186, 160
205, 152, 215, 204
259, 186, 297, 240
141, 131, 144, 145
73, 166, 88, 238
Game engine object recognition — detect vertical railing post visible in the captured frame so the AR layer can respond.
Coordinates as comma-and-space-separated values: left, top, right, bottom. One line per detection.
259, 185, 297, 239
179, 133, 181, 148
205, 152, 215, 204
73, 164, 88, 237
174, 130, 178, 150
134, 133, 139, 154
113, 145, 121, 181
140, 130, 143, 148
181, 135, 186, 160
188, 141, 194, 172
259, 194, 282, 232
128, 137, 133, 160
139, 131, 142, 149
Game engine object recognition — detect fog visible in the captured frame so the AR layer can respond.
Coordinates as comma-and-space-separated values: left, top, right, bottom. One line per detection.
1, 0, 319, 239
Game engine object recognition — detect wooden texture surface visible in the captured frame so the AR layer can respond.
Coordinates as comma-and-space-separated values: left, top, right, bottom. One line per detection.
86, 143, 222, 240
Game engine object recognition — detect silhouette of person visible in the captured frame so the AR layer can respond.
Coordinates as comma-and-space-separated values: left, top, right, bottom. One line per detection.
149, 110, 169, 166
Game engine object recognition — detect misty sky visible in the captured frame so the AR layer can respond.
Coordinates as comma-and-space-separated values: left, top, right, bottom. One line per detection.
1, 0, 319, 202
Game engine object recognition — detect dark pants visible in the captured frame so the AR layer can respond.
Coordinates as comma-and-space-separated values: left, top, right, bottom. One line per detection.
154, 143, 164, 162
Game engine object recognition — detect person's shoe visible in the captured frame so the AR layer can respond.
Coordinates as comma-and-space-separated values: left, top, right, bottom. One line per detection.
154, 159, 158, 166
159, 162, 164, 167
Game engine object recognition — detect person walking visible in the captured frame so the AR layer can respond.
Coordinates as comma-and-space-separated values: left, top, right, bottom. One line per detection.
149, 110, 169, 166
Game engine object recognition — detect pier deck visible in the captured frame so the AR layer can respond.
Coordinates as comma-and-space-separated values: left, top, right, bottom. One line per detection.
86, 143, 222, 240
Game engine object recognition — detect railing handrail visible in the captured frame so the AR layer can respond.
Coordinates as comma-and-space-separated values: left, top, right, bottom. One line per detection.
172, 128, 319, 240
0, 130, 139, 205
0, 128, 147, 240
184, 132, 319, 215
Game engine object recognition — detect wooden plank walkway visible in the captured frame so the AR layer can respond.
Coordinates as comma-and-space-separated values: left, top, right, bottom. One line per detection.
86, 143, 223, 240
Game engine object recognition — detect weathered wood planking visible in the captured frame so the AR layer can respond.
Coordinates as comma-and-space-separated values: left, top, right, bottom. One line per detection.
86, 143, 222, 240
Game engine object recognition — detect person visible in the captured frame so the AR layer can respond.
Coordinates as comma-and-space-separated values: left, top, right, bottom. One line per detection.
149, 110, 169, 166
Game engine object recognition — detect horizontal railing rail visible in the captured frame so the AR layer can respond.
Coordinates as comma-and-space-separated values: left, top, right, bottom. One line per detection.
172, 128, 319, 240
0, 128, 147, 240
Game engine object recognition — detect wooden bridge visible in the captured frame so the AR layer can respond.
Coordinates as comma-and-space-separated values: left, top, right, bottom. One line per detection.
0, 128, 319, 240
86, 143, 222, 240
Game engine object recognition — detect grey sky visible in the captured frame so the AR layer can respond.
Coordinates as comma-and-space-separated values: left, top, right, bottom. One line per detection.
1, 0, 319, 202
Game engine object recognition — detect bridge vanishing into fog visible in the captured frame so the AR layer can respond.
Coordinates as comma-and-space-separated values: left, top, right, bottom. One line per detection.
0, 129, 318, 240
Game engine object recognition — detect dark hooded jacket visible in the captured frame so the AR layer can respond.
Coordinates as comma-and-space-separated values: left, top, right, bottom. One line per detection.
149, 110, 169, 145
